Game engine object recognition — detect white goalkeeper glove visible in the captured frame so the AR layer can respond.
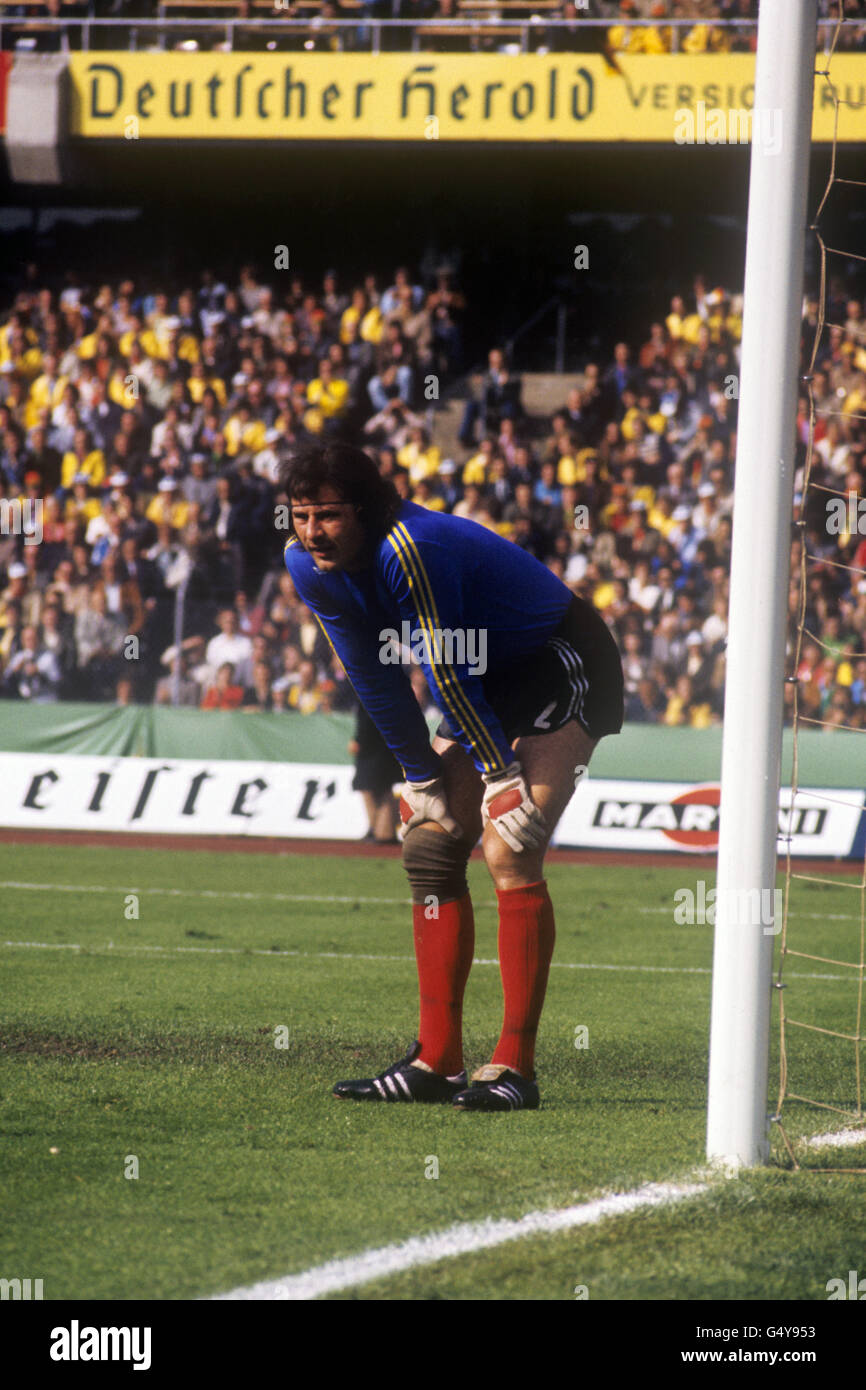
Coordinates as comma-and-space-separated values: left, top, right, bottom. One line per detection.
481, 761, 547, 853
399, 775, 463, 839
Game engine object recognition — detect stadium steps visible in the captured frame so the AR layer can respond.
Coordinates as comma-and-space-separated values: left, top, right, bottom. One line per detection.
521, 372, 582, 420
430, 373, 583, 459
427, 395, 468, 463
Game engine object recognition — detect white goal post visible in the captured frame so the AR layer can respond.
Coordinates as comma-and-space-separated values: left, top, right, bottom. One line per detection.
705, 0, 819, 1169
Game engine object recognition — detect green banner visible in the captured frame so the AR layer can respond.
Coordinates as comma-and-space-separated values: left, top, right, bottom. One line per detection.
0, 701, 862, 789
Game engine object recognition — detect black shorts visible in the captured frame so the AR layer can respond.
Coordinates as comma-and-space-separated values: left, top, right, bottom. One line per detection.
353, 752, 402, 796
435, 594, 624, 747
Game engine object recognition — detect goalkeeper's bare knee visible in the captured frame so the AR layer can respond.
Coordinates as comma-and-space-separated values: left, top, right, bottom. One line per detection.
402, 826, 471, 906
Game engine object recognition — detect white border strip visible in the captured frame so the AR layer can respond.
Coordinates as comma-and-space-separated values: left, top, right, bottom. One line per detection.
211, 1178, 709, 1301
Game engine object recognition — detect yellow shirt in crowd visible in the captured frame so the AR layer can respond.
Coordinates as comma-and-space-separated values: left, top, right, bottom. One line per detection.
61, 449, 106, 490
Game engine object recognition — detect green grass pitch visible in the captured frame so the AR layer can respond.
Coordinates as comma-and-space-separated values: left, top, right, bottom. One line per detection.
1, 840, 864, 1301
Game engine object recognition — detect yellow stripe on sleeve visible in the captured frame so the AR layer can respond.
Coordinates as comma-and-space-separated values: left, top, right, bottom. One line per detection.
387, 525, 504, 773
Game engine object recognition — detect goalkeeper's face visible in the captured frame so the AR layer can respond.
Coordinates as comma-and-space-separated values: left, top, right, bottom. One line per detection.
291, 485, 367, 572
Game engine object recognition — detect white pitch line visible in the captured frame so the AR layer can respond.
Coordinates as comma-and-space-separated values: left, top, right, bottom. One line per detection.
3, 880, 862, 928
211, 1177, 710, 1301
0, 938, 850, 982
212, 1110, 866, 1301
0, 880, 412, 907
806, 1127, 866, 1149
1, 939, 414, 963
3, 882, 861, 925
638, 906, 861, 923
3, 938, 704, 972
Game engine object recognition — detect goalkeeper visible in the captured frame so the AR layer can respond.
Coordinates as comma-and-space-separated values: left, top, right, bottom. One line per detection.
280, 444, 623, 1112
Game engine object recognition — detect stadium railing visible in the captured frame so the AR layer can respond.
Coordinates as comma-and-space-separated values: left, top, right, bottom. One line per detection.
0, 17, 794, 57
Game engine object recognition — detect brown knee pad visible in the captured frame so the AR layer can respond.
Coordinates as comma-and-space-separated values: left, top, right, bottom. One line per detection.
402, 827, 471, 906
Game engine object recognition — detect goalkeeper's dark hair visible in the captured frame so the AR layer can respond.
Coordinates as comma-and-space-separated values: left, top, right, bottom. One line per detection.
278, 443, 400, 540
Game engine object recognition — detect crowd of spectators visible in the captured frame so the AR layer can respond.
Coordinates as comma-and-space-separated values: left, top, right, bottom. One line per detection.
446, 277, 866, 732
3, 1, 863, 57
1, 256, 865, 730
0, 260, 465, 712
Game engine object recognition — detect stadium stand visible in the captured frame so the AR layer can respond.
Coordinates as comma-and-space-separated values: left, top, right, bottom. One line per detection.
0, 0, 864, 725
1, 250, 865, 729
1, 3, 863, 58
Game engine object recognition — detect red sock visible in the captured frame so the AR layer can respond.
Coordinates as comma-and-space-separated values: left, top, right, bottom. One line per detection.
413, 893, 475, 1076
491, 880, 555, 1077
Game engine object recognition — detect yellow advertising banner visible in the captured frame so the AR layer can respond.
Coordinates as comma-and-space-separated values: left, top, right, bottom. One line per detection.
68, 52, 866, 143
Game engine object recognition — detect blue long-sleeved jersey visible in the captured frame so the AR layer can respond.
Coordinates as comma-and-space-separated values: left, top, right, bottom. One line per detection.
284, 501, 571, 780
